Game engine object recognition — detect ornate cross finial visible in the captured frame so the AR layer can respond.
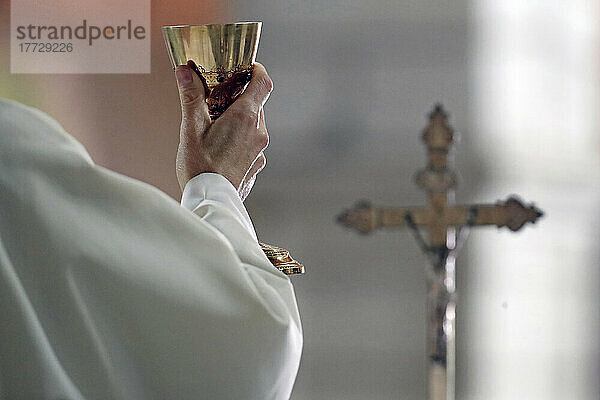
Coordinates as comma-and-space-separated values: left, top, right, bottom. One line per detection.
337, 104, 543, 246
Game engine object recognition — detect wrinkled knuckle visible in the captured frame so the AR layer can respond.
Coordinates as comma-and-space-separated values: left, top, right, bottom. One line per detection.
230, 104, 258, 126
257, 74, 273, 95
255, 131, 269, 149
179, 88, 202, 107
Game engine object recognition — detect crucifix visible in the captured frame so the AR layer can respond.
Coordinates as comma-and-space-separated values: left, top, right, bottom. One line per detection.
337, 105, 543, 400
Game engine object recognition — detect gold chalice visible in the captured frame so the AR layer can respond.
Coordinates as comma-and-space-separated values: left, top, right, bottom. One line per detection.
162, 22, 304, 275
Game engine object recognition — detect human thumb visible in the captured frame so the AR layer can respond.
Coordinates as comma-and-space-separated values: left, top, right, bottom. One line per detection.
175, 62, 210, 121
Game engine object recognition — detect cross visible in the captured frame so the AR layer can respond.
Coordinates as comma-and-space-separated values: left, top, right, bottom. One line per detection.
336, 104, 543, 400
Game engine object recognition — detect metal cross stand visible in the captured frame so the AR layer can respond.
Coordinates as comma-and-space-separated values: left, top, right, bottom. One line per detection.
337, 105, 543, 400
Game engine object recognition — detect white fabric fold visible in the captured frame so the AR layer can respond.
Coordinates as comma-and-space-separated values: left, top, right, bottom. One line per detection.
0, 98, 302, 400
181, 173, 257, 241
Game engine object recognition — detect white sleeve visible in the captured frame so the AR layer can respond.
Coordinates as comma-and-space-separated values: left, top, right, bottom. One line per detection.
0, 99, 302, 400
179, 173, 284, 277
179, 174, 302, 337
181, 173, 258, 241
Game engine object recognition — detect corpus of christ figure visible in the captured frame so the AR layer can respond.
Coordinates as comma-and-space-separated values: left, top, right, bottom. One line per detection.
337, 104, 543, 400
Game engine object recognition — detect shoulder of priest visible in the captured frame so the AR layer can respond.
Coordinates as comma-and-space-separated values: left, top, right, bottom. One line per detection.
0, 98, 303, 400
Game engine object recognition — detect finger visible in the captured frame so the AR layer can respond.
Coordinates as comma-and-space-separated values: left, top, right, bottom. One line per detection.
257, 108, 269, 153
238, 174, 255, 202
240, 152, 266, 192
258, 108, 268, 140
230, 63, 273, 113
239, 153, 266, 201
248, 152, 267, 179
186, 60, 211, 98
175, 64, 211, 130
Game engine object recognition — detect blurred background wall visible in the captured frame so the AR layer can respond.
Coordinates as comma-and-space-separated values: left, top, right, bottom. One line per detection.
1, 0, 598, 399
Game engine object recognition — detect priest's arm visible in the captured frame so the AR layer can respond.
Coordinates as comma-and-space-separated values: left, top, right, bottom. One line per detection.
0, 63, 302, 400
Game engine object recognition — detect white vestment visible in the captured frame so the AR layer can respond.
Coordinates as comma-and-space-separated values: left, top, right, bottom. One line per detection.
0, 99, 303, 400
